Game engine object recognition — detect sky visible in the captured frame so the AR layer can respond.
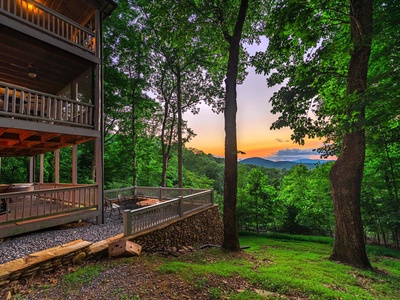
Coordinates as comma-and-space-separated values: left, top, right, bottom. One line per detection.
184, 41, 325, 162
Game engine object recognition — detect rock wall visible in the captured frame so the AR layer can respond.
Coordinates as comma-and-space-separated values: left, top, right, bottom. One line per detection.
129, 205, 224, 251
0, 205, 223, 287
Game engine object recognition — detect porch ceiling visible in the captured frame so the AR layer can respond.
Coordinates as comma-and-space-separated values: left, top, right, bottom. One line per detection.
0, 25, 93, 95
39, 0, 117, 21
0, 127, 94, 157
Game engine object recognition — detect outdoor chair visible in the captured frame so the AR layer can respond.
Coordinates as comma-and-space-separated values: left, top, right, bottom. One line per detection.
104, 197, 122, 217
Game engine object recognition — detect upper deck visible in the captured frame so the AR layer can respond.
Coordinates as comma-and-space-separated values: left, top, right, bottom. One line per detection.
0, 0, 116, 156
0, 0, 115, 60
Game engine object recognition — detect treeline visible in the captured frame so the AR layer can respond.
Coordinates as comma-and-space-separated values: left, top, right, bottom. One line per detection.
87, 133, 400, 248
1, 136, 399, 248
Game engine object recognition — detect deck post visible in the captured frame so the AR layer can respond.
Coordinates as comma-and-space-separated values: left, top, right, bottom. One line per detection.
178, 196, 184, 217
39, 153, 44, 183
72, 145, 78, 184
54, 149, 60, 184
123, 210, 132, 237
29, 156, 35, 183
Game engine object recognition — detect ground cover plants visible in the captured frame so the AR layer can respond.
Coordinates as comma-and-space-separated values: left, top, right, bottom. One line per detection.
5, 233, 400, 299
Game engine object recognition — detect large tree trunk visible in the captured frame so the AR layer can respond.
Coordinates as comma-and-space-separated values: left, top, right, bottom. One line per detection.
329, 0, 373, 269
222, 0, 248, 252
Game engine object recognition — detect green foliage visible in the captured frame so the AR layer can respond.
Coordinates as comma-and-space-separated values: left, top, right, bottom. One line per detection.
237, 168, 277, 233
278, 164, 334, 235
0, 157, 29, 183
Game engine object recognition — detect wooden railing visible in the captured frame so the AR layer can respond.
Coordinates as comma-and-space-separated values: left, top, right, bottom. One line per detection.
104, 186, 208, 201
122, 189, 214, 236
0, 81, 94, 128
0, 184, 98, 224
0, 0, 96, 54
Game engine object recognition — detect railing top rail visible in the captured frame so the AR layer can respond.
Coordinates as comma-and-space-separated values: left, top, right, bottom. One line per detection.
181, 189, 212, 199
124, 197, 180, 215
0, 81, 94, 107
125, 189, 213, 215
104, 186, 136, 194
0, 0, 95, 36
0, 184, 97, 197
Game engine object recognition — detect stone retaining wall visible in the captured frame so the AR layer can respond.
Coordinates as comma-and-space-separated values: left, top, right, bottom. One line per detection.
0, 205, 223, 287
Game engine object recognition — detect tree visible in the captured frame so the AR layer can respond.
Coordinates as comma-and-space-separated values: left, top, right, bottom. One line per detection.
242, 168, 276, 233
252, 0, 374, 268
139, 0, 224, 188
103, 0, 155, 187
328, 0, 373, 269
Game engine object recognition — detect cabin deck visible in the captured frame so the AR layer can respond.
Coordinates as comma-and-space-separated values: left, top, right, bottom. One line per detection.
0, 183, 99, 238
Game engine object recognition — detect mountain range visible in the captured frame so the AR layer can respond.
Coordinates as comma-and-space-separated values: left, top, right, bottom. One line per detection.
240, 157, 334, 170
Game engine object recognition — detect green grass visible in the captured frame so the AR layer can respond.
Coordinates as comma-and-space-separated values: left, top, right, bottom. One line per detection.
157, 233, 400, 299
62, 264, 104, 289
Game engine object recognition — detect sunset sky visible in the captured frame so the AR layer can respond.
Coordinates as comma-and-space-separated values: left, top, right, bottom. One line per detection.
184, 67, 325, 161
184, 40, 326, 161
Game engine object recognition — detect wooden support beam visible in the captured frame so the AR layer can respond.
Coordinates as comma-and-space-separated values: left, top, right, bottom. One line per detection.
40, 153, 44, 183
54, 149, 60, 184
72, 145, 78, 184
29, 156, 35, 183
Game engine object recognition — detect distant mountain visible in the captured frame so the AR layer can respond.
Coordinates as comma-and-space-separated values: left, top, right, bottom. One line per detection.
294, 158, 335, 164
240, 157, 334, 170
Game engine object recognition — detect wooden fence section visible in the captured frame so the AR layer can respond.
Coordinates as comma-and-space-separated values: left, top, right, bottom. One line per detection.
104, 186, 208, 201
0, 184, 97, 225
0, 0, 96, 54
122, 189, 214, 236
0, 81, 94, 128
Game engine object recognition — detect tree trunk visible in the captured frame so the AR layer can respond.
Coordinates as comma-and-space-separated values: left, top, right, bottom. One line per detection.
161, 96, 170, 187
329, 0, 373, 269
128, 63, 139, 187
221, 0, 248, 252
177, 67, 183, 188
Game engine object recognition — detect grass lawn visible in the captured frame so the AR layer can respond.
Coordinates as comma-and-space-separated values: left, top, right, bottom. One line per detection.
7, 232, 400, 299
158, 233, 400, 299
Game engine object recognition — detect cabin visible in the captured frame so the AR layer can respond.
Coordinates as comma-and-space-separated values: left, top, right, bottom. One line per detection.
0, 0, 116, 238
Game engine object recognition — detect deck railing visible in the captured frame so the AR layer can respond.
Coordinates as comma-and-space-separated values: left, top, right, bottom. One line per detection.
122, 189, 214, 236
0, 184, 98, 224
104, 186, 208, 201
0, 81, 94, 128
0, 0, 96, 54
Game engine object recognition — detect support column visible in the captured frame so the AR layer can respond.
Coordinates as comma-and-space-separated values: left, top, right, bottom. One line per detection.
95, 10, 104, 224
39, 154, 44, 183
54, 149, 60, 184
72, 145, 78, 184
29, 156, 35, 183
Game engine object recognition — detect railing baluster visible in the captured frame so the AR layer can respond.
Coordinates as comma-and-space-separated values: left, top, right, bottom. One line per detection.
27, 92, 32, 115
4, 87, 9, 111
33, 94, 38, 115
20, 90, 24, 114
11, 88, 16, 113
40, 95, 45, 116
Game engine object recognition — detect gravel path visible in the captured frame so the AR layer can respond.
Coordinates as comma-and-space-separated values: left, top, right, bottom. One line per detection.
0, 213, 123, 264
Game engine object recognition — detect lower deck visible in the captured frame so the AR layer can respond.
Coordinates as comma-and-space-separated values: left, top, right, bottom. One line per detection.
0, 183, 99, 238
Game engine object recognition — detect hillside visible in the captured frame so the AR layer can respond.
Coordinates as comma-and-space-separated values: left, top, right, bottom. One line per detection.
240, 157, 333, 169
